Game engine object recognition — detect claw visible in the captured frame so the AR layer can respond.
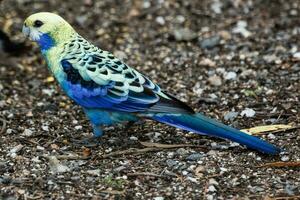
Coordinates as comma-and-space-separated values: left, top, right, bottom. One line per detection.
71, 124, 104, 147
124, 121, 135, 131
124, 120, 145, 131
70, 136, 102, 147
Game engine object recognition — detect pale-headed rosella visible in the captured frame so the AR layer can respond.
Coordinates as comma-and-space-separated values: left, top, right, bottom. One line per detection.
22, 12, 281, 154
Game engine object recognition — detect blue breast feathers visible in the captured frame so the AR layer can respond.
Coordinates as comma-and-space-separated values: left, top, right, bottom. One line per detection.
37, 33, 55, 51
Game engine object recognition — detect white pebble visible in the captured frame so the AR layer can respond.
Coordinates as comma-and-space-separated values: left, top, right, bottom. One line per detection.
155, 16, 165, 25
293, 52, 300, 59
182, 171, 188, 176
10, 144, 23, 154
224, 71, 237, 80
208, 75, 222, 86
268, 133, 276, 139
129, 136, 138, 141
6, 129, 13, 134
22, 129, 33, 137
42, 88, 55, 96
75, 125, 82, 130
42, 125, 49, 131
232, 20, 252, 38
86, 169, 101, 176
36, 146, 45, 151
207, 194, 214, 200
208, 185, 217, 192
240, 108, 256, 118
281, 156, 290, 162
187, 177, 198, 183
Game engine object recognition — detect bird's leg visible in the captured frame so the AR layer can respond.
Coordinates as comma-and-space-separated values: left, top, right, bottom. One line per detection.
92, 124, 104, 137
71, 124, 104, 147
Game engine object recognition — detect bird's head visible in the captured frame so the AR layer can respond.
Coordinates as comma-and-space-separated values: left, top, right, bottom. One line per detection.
23, 12, 75, 51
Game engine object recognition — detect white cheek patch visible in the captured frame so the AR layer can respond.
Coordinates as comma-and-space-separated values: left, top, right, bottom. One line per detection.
30, 29, 43, 41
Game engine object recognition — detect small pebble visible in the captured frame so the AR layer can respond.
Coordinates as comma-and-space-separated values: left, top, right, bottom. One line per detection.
268, 133, 276, 139
173, 28, 197, 41
293, 52, 300, 60
281, 156, 290, 162
48, 156, 70, 173
42, 125, 49, 131
224, 71, 237, 80
199, 58, 216, 67
6, 128, 13, 134
166, 159, 177, 167
208, 185, 217, 192
224, 111, 238, 121
208, 75, 222, 86
22, 129, 33, 137
240, 108, 256, 118
199, 35, 221, 49
156, 16, 165, 25
232, 20, 252, 38
86, 169, 101, 176
186, 153, 204, 161
10, 144, 23, 154
129, 136, 138, 141
75, 125, 82, 130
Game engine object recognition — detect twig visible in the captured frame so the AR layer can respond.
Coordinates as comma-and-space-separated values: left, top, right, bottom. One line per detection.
127, 172, 164, 178
99, 190, 125, 195
16, 137, 39, 145
56, 181, 75, 185
100, 147, 160, 158
0, 117, 7, 134
67, 193, 95, 198
25, 194, 44, 200
275, 110, 284, 124
241, 125, 299, 136
140, 141, 206, 149
268, 126, 300, 134
55, 155, 90, 160
260, 161, 300, 168
265, 195, 300, 200
100, 143, 206, 159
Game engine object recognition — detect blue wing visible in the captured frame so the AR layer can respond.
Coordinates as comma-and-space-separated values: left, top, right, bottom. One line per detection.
60, 37, 193, 114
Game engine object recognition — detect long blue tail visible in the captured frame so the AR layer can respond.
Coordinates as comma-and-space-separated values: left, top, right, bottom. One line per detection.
152, 113, 281, 155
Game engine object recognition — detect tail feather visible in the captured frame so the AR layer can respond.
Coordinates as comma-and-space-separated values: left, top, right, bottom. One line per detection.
152, 113, 281, 155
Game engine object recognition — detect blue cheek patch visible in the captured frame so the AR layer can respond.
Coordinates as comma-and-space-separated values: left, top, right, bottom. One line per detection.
37, 33, 55, 51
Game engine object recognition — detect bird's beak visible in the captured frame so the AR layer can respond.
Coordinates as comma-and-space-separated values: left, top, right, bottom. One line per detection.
22, 25, 30, 38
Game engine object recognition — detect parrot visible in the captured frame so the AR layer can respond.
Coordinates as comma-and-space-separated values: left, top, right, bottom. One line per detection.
22, 12, 281, 155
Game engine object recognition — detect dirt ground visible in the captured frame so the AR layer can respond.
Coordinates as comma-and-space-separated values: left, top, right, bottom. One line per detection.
0, 0, 300, 199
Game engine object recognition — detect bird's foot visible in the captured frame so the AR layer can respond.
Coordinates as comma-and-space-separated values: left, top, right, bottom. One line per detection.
70, 136, 103, 147
124, 120, 145, 131
71, 125, 104, 147
124, 121, 136, 131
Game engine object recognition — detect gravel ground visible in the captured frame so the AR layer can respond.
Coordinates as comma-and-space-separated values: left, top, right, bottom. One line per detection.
0, 0, 300, 199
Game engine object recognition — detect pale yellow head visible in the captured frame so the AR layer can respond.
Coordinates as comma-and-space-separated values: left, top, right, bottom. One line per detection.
23, 12, 75, 49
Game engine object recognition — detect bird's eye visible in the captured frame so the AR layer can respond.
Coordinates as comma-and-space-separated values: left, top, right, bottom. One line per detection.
33, 20, 44, 28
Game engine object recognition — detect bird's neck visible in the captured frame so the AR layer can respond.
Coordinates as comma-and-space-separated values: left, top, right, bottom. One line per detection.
41, 32, 79, 85
41, 39, 69, 85
39, 23, 75, 53
37, 33, 55, 52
